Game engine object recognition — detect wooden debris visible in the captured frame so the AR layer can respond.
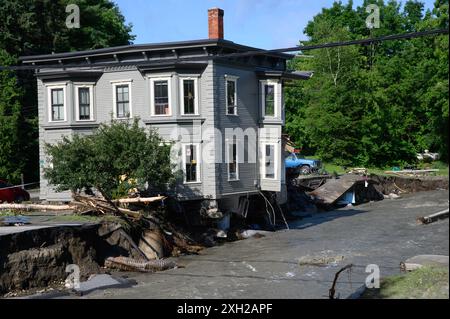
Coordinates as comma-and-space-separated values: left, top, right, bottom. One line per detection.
113, 196, 166, 204
329, 264, 353, 299
139, 229, 165, 260
348, 168, 368, 175
0, 203, 73, 211
104, 256, 178, 272
384, 169, 439, 177
416, 208, 449, 225
309, 175, 362, 205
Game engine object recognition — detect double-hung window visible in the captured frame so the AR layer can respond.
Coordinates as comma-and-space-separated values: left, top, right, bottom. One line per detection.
261, 80, 279, 118
264, 84, 275, 117
116, 85, 130, 118
75, 85, 94, 121
112, 81, 132, 119
227, 140, 239, 181
225, 76, 238, 115
48, 85, 66, 122
183, 144, 200, 183
150, 78, 171, 116
180, 78, 198, 115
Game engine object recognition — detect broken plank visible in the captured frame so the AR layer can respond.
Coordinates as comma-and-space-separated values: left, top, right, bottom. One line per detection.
113, 196, 166, 204
0, 203, 73, 211
308, 175, 363, 205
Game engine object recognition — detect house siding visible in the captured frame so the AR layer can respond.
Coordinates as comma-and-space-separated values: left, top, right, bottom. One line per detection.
36, 53, 287, 203
212, 62, 261, 198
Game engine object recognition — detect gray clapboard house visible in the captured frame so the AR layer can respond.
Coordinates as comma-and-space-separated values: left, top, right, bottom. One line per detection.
20, 8, 311, 215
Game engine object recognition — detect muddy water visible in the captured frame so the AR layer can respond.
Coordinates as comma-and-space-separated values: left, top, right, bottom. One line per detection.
81, 190, 449, 299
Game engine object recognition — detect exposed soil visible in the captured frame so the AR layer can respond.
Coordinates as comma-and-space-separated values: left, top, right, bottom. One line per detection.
370, 174, 449, 194
0, 223, 138, 296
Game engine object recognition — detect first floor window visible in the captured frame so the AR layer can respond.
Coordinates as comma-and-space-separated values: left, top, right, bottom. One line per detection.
226, 79, 237, 115
154, 80, 170, 115
51, 88, 65, 121
78, 87, 91, 120
184, 144, 199, 183
116, 84, 130, 118
264, 84, 275, 117
183, 79, 196, 115
264, 144, 276, 179
227, 141, 238, 180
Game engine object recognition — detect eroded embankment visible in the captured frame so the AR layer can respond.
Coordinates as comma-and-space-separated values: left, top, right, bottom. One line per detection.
370, 175, 449, 194
0, 223, 129, 295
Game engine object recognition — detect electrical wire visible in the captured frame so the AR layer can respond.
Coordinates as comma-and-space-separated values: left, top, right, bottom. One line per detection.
0, 28, 447, 71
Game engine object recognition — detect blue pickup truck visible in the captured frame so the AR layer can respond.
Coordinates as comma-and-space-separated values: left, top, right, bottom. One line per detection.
285, 153, 322, 175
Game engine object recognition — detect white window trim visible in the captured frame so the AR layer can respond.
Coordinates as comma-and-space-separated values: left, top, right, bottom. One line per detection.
182, 143, 201, 184
112, 81, 133, 119
260, 80, 279, 119
261, 142, 278, 180
226, 140, 239, 181
179, 76, 199, 116
74, 84, 95, 122
150, 77, 172, 117
47, 83, 68, 123
225, 75, 239, 116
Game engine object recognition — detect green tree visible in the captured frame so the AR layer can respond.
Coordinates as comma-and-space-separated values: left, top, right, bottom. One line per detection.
0, 49, 23, 182
285, 0, 449, 167
44, 120, 175, 200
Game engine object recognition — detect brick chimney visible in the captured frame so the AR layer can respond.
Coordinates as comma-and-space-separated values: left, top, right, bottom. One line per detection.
208, 8, 224, 39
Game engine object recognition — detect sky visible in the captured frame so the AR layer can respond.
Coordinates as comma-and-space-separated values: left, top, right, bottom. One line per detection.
114, 0, 437, 49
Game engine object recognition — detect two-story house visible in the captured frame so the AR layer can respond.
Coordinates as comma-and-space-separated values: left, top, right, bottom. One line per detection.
20, 8, 311, 217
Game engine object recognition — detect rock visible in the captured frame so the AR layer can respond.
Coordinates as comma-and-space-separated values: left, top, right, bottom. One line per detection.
400, 255, 449, 271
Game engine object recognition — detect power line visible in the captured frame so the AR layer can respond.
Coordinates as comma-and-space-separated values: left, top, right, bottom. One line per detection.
0, 28, 448, 71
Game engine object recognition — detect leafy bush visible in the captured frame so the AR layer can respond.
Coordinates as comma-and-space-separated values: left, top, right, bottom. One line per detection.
44, 119, 175, 200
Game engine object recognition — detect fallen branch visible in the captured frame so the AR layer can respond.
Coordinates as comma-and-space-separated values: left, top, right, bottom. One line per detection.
329, 264, 353, 299
416, 208, 449, 225
113, 196, 166, 204
0, 203, 73, 211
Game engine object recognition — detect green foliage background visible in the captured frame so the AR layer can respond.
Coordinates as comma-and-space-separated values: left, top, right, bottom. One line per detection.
285, 0, 449, 168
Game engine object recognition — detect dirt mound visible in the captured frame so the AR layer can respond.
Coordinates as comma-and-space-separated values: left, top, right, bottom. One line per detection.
370, 175, 449, 194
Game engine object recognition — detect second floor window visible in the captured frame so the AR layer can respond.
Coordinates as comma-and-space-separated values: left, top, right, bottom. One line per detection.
226, 78, 237, 115
78, 87, 91, 120
182, 79, 196, 115
264, 84, 275, 117
51, 88, 65, 121
116, 84, 130, 118
154, 80, 170, 115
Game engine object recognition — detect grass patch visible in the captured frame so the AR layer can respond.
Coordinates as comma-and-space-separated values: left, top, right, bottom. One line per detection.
0, 211, 16, 217
304, 155, 449, 177
362, 266, 449, 299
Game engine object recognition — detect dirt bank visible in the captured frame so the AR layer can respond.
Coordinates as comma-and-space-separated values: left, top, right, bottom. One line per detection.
0, 223, 134, 295
371, 175, 449, 194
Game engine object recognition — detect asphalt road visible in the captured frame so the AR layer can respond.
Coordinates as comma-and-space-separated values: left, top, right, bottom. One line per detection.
82, 190, 449, 299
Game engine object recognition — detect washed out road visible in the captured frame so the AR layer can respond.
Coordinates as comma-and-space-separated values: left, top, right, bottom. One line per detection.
83, 190, 449, 299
